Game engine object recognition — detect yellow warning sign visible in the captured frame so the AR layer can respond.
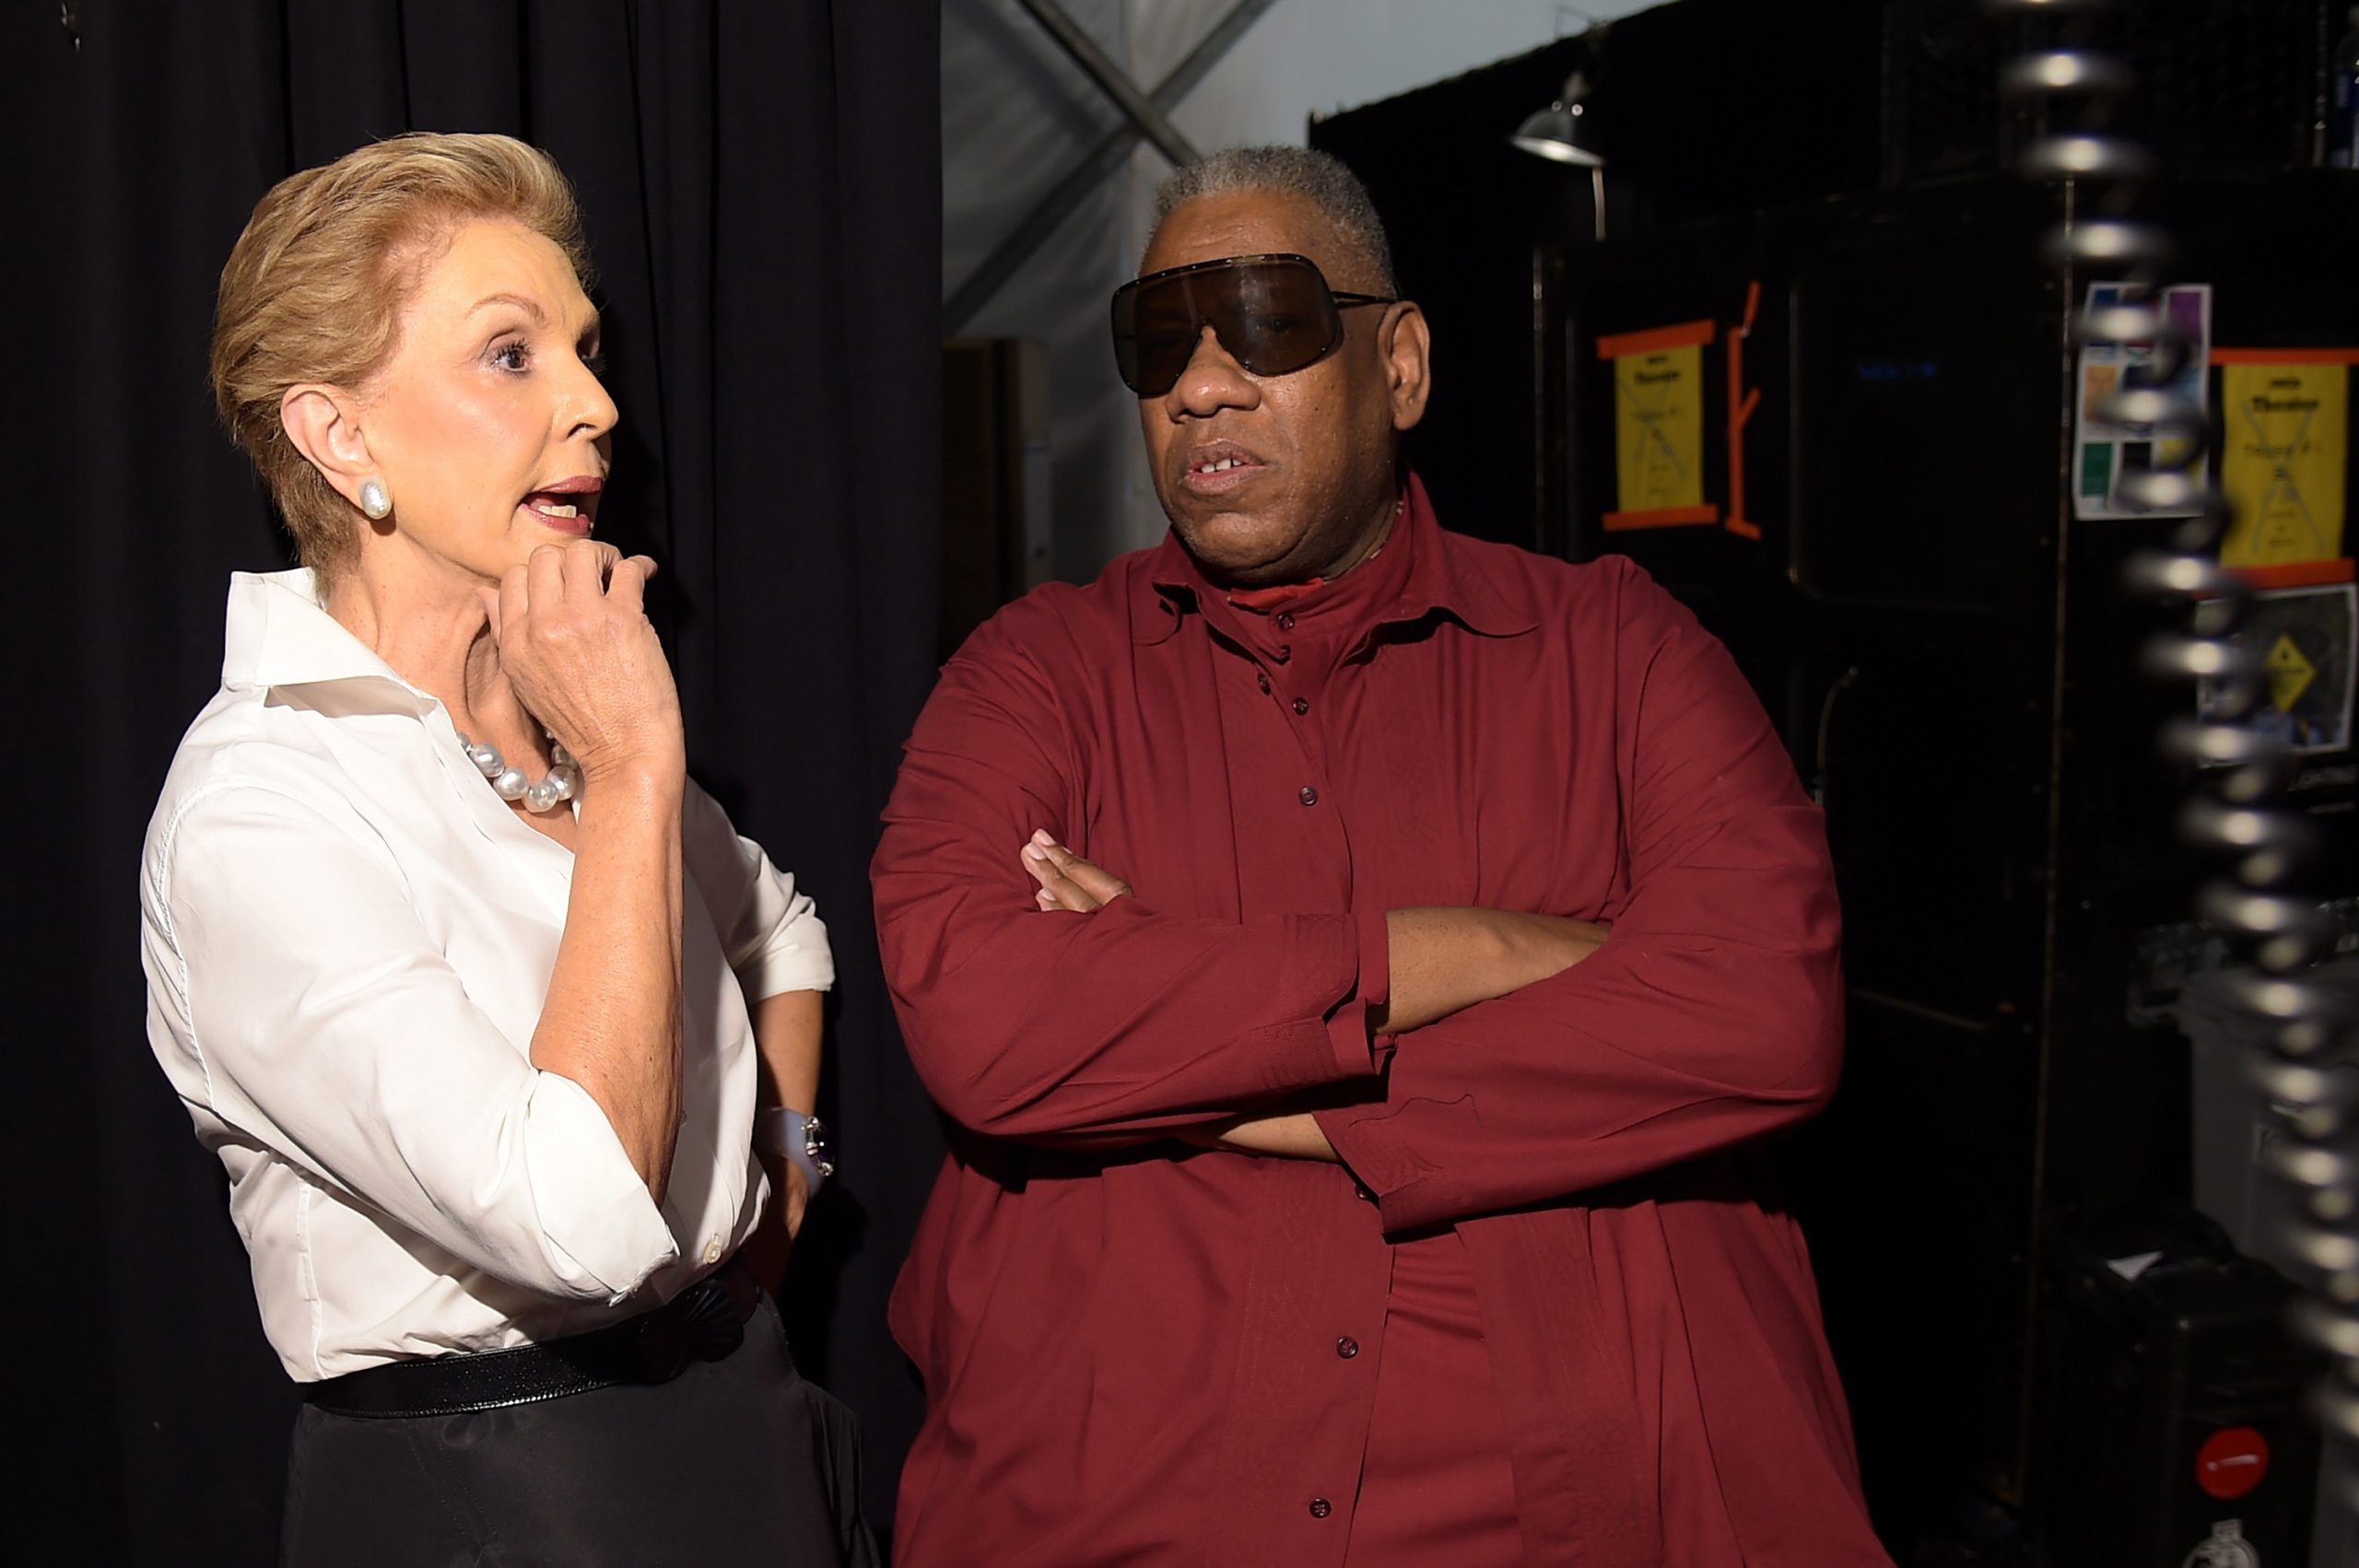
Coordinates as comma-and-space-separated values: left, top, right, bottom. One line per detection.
1612, 344, 1705, 515
2221, 364, 2348, 566
2268, 633, 2318, 711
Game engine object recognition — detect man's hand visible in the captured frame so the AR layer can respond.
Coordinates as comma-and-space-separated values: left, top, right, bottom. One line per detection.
1021, 832, 1133, 910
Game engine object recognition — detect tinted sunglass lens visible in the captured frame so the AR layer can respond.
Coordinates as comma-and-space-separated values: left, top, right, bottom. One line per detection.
1110, 259, 1344, 395
1223, 266, 1339, 379
1112, 281, 1196, 395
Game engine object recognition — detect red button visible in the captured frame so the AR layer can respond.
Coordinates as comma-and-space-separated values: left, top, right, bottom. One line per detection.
2194, 1426, 2270, 1500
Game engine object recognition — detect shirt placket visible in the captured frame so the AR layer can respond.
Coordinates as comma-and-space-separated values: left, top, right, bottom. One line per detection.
1205, 615, 1390, 1562
1241, 609, 1347, 842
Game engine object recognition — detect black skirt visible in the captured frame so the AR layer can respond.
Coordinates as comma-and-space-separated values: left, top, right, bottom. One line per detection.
280, 1293, 875, 1566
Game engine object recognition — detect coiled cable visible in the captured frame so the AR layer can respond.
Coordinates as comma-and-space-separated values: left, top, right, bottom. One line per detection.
1990, 0, 2359, 1513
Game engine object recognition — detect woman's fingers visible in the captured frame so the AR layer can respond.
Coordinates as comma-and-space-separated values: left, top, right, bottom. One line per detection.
483, 543, 683, 782
557, 539, 621, 602
495, 563, 532, 648
526, 539, 569, 608
604, 555, 655, 614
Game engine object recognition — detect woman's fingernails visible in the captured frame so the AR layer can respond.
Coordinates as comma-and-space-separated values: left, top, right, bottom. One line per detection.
1023, 843, 1049, 861
1030, 829, 1054, 848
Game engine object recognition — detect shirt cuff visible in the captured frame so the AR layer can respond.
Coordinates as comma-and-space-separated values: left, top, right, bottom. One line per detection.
738, 936, 836, 1002
1314, 1092, 1485, 1234
522, 1071, 682, 1302
735, 898, 836, 1000
1320, 907, 1393, 1074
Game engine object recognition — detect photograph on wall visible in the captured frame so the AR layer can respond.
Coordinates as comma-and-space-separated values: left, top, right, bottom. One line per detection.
2073, 282, 2212, 520
2198, 582, 2358, 755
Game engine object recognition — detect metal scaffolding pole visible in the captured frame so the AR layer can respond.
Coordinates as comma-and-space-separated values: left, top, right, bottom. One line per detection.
947, 0, 1280, 332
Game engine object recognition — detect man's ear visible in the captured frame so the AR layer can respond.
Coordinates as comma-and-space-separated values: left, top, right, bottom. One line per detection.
279, 383, 376, 509
1380, 302, 1432, 433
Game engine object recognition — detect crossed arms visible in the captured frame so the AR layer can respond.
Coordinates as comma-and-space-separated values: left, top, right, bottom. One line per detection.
872, 569, 1843, 1230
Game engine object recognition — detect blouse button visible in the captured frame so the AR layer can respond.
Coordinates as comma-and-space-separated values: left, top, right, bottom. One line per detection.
1309, 1498, 1333, 1519
1336, 1336, 1359, 1360
1292, 697, 1309, 716
1275, 612, 1297, 631
702, 1236, 723, 1265
1298, 787, 1319, 807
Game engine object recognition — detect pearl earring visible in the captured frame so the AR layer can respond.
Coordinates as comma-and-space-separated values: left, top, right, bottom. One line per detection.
359, 478, 392, 520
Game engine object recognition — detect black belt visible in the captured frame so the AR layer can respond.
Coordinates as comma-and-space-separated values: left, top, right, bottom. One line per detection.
304, 1254, 758, 1420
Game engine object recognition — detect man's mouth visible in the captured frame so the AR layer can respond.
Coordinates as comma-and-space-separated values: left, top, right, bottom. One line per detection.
1180, 443, 1266, 494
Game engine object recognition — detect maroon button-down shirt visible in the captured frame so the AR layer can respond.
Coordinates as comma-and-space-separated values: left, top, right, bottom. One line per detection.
874, 475, 1888, 1566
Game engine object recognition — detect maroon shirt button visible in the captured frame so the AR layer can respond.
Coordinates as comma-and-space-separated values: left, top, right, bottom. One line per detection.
1275, 612, 1296, 631
1336, 1336, 1359, 1359
1292, 697, 1309, 716
1256, 673, 1272, 694
1298, 786, 1318, 807
1309, 1498, 1332, 1519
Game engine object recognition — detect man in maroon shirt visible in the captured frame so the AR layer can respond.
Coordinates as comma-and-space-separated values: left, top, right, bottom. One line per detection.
874, 147, 1888, 1565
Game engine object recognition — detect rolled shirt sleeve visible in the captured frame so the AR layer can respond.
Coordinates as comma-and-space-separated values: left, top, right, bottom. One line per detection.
145, 780, 679, 1302
681, 780, 834, 1002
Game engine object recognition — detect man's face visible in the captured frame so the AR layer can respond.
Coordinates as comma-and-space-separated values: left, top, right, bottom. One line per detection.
1133, 191, 1429, 586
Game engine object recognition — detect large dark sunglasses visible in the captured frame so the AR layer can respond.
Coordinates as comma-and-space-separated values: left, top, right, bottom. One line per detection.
1109, 252, 1397, 397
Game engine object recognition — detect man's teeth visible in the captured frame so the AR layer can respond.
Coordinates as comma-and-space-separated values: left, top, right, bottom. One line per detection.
1197, 457, 1244, 473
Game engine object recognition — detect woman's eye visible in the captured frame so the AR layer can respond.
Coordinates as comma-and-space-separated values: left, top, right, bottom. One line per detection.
490, 341, 530, 372
582, 351, 609, 379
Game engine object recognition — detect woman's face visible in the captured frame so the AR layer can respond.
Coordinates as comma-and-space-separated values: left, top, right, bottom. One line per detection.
358, 217, 616, 585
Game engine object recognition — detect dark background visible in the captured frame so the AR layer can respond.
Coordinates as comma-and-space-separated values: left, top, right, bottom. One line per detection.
5, 3, 945, 1561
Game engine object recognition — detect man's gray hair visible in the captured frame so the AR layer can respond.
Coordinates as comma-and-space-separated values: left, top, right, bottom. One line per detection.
1148, 146, 1399, 294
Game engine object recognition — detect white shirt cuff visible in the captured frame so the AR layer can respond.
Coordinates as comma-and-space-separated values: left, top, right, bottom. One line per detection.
522, 1071, 681, 1302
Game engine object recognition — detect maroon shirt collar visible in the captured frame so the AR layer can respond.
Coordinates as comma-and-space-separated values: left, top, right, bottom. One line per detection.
1136, 471, 1538, 645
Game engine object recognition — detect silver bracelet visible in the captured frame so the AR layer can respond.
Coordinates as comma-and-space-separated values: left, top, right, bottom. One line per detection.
755, 1106, 833, 1197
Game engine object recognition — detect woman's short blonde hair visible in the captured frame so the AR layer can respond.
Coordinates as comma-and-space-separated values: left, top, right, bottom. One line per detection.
210, 133, 593, 586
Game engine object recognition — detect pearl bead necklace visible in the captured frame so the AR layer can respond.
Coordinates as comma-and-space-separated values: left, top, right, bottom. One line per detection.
455, 730, 581, 813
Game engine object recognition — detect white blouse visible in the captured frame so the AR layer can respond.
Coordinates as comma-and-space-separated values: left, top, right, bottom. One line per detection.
138, 569, 833, 1380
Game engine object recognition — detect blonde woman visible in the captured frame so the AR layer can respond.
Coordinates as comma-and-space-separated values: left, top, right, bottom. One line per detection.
139, 134, 866, 1563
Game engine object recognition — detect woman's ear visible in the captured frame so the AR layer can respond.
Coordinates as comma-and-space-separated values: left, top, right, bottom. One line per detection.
279, 383, 376, 509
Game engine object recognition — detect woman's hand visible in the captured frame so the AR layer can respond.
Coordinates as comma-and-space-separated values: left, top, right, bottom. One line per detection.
477, 540, 684, 786
743, 1154, 808, 1297
1020, 831, 1133, 910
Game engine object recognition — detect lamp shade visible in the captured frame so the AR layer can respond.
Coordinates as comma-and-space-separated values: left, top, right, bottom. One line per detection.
1509, 103, 1603, 167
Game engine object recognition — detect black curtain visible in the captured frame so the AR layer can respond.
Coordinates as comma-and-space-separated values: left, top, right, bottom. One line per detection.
6, 4, 944, 1560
